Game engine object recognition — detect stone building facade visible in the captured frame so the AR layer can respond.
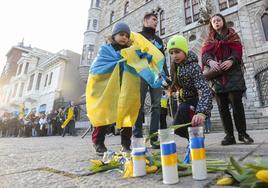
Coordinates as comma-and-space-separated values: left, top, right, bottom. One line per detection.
80, 0, 268, 114
0, 45, 85, 115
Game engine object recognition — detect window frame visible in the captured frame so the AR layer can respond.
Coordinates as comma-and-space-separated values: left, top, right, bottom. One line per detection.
218, 0, 238, 11
124, 1, 129, 15
110, 11, 114, 24
184, 0, 200, 25
261, 13, 268, 41
27, 74, 35, 91
35, 73, 42, 90
48, 72, 53, 86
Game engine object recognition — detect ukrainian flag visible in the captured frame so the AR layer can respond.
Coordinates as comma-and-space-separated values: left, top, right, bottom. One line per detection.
86, 32, 165, 128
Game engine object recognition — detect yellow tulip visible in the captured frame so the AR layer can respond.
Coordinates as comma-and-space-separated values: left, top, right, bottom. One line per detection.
256, 170, 268, 183
90, 159, 104, 167
216, 177, 235, 186
146, 165, 158, 174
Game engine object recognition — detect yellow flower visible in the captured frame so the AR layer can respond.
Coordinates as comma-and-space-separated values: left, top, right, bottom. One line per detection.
146, 165, 158, 174
216, 177, 234, 186
256, 170, 268, 183
90, 159, 104, 167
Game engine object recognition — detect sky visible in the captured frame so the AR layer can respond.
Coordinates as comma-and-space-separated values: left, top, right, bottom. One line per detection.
0, 0, 89, 73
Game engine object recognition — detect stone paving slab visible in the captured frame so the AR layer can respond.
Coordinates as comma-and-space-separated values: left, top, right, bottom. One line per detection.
0, 130, 267, 187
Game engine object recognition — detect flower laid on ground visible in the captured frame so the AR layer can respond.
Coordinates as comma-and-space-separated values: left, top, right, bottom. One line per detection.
216, 156, 268, 187
89, 150, 228, 178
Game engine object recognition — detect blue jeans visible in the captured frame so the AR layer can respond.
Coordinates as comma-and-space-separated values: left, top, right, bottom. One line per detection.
204, 117, 211, 133
133, 78, 162, 138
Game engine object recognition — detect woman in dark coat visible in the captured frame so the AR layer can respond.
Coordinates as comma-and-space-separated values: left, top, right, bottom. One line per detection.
201, 13, 254, 145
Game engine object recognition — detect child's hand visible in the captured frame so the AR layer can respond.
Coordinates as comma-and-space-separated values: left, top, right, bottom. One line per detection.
191, 114, 205, 126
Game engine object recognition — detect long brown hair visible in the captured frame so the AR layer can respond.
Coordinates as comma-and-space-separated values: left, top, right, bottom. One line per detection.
209, 13, 228, 33
169, 61, 180, 92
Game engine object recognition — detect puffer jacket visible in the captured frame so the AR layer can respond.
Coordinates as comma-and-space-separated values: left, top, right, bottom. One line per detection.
176, 51, 213, 117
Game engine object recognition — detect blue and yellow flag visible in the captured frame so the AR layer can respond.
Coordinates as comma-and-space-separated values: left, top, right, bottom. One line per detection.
61, 107, 74, 129
19, 103, 25, 118
121, 32, 166, 88
86, 32, 165, 128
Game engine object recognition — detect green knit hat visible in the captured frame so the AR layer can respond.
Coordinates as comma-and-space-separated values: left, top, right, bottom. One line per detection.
167, 35, 189, 55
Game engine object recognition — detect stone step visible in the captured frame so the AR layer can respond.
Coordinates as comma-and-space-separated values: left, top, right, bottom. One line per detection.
210, 123, 268, 132
211, 109, 262, 116
210, 116, 266, 122
211, 116, 268, 124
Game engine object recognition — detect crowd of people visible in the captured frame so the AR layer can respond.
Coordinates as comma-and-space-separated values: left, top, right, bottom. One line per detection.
0, 103, 78, 138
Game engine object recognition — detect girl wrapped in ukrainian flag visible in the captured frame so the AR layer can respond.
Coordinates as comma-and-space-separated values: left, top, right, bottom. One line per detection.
86, 22, 167, 156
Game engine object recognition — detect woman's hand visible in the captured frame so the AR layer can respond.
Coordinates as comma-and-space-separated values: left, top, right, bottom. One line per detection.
220, 60, 233, 71
191, 114, 205, 127
209, 60, 221, 72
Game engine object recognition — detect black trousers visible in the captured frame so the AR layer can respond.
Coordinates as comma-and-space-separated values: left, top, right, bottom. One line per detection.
160, 108, 168, 130
92, 125, 132, 147
215, 91, 246, 136
173, 98, 198, 140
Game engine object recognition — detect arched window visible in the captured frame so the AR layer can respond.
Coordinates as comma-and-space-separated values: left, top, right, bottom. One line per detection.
227, 21, 234, 28
189, 35, 196, 42
24, 62, 29, 74
124, 1, 129, 15
35, 73, 42, 90
256, 68, 268, 106
153, 8, 166, 36
261, 13, 268, 41
159, 10, 165, 35
96, 0, 100, 8
184, 0, 200, 25
110, 11, 114, 24
87, 45, 95, 60
218, 0, 238, 11
17, 64, 23, 75
87, 19, 91, 30
93, 19, 98, 30
48, 72, 53, 85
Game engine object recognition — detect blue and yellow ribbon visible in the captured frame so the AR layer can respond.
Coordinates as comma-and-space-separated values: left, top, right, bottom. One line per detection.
190, 137, 206, 160
160, 142, 177, 166
161, 153, 178, 166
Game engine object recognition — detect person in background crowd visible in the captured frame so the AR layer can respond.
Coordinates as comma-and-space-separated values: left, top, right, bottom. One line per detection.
56, 107, 65, 136
46, 111, 54, 136
62, 101, 78, 137
160, 90, 168, 130
204, 117, 212, 134
39, 113, 47, 136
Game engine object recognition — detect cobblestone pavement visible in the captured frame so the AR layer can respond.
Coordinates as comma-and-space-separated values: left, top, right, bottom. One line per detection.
0, 130, 267, 188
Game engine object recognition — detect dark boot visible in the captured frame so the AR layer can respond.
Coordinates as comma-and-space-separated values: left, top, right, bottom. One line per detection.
120, 127, 132, 153
221, 134, 236, 146
120, 145, 131, 153
238, 133, 254, 144
150, 135, 160, 149
93, 143, 107, 156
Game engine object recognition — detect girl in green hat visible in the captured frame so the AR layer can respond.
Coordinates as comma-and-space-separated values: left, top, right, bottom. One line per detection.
167, 35, 213, 141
